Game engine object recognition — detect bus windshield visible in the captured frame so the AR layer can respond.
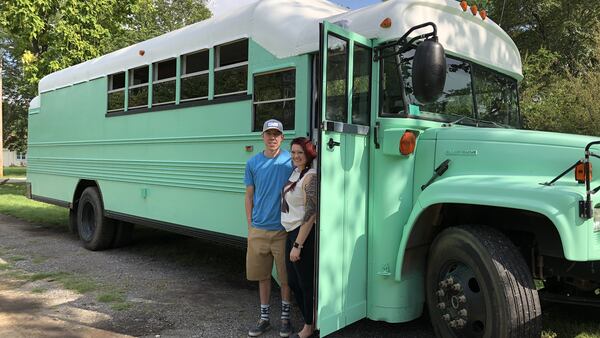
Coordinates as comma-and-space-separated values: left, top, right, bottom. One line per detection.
380, 48, 520, 128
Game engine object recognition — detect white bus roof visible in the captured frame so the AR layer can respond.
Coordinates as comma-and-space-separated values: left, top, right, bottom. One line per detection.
38, 0, 522, 93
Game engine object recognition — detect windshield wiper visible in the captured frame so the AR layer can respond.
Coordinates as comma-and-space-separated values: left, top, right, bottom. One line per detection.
442, 115, 511, 128
475, 119, 512, 128
442, 115, 478, 127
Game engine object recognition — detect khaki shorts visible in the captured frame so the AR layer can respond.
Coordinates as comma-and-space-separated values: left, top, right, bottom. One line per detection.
246, 226, 288, 284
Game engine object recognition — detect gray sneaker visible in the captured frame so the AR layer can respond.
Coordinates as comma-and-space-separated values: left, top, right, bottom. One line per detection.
279, 319, 292, 337
248, 319, 271, 337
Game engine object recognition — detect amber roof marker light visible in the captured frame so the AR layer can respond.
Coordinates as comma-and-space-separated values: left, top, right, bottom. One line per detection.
380, 17, 392, 28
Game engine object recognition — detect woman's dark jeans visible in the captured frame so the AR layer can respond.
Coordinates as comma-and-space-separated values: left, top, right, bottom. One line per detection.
286, 225, 315, 325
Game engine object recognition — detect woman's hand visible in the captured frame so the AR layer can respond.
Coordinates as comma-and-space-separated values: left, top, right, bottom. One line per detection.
290, 247, 301, 262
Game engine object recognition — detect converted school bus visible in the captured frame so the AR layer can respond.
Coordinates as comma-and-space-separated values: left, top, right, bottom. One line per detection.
28, 0, 600, 337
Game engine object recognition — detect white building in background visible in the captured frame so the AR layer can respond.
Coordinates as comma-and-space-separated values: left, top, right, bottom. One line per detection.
2, 149, 27, 167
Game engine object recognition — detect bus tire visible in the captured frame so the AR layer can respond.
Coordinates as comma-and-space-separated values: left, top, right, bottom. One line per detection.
112, 221, 134, 248
426, 225, 541, 338
76, 187, 116, 251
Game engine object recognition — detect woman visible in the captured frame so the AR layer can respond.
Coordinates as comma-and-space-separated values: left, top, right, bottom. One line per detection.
281, 137, 318, 338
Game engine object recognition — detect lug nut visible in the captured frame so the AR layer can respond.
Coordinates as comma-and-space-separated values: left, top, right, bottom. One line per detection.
437, 289, 445, 297
458, 309, 467, 317
442, 314, 451, 322
437, 302, 446, 310
452, 283, 462, 291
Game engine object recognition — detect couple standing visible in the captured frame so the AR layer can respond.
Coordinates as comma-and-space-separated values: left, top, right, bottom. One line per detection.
244, 119, 317, 338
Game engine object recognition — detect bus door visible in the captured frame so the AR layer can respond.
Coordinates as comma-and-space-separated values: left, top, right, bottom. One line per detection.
316, 21, 373, 336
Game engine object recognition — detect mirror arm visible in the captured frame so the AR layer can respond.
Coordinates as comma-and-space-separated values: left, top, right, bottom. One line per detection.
374, 22, 438, 61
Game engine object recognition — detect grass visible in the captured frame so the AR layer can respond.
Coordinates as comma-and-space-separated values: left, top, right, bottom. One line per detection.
2, 270, 30, 280
97, 291, 126, 303
28, 271, 67, 282
1, 266, 133, 309
2, 167, 26, 178
31, 255, 48, 264
7, 255, 26, 262
542, 303, 600, 337
26, 271, 98, 293
0, 184, 68, 229
56, 274, 99, 294
110, 302, 132, 311
97, 289, 132, 311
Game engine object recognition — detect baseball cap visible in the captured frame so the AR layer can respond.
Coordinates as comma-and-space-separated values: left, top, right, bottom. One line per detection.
262, 119, 284, 133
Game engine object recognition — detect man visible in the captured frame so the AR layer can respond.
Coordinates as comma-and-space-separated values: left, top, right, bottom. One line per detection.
244, 119, 294, 337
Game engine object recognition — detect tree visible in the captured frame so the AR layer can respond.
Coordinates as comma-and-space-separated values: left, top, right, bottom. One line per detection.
0, 0, 211, 153
488, 0, 600, 74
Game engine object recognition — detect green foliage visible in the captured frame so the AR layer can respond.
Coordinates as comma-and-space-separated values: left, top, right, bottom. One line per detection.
483, 0, 600, 136
0, 0, 211, 152
488, 0, 600, 74
519, 31, 600, 135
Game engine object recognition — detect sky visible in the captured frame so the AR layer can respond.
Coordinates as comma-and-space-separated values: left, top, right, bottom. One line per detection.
207, 0, 381, 17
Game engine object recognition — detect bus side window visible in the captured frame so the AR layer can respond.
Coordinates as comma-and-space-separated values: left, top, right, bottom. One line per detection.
253, 69, 296, 132
153, 58, 177, 106
128, 66, 149, 109
215, 39, 248, 97
107, 72, 125, 112
181, 50, 209, 101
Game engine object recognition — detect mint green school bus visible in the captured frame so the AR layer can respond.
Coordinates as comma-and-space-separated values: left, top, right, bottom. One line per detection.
28, 0, 600, 336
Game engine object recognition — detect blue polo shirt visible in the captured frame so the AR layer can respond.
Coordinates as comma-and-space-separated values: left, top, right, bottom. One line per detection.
244, 150, 293, 231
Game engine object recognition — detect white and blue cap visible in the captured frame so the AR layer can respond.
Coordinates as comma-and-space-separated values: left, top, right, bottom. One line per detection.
262, 119, 284, 133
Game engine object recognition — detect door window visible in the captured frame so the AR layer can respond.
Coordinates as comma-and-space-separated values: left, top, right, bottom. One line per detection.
325, 35, 348, 122
351, 44, 371, 125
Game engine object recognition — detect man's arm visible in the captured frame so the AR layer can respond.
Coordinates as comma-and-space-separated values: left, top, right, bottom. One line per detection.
245, 185, 254, 229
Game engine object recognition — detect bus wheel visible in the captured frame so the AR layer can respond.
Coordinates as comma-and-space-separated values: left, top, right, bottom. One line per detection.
76, 187, 116, 251
426, 225, 541, 338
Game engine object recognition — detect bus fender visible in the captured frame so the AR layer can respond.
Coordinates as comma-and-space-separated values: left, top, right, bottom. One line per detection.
394, 175, 586, 281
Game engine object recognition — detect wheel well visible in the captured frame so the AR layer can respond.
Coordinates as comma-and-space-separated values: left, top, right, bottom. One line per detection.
72, 180, 101, 210
402, 203, 565, 275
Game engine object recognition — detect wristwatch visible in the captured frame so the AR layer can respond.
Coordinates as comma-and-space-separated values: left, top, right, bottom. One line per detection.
293, 242, 303, 249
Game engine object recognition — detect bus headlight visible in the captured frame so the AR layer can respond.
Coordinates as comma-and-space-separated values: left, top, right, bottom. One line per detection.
594, 205, 600, 232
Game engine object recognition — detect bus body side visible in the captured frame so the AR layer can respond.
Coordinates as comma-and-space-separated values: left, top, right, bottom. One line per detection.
28, 40, 311, 242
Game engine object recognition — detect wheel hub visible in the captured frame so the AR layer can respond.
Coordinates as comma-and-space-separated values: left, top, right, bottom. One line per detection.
435, 264, 486, 336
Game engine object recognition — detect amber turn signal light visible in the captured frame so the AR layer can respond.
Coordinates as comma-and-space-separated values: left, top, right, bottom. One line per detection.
400, 131, 417, 155
576, 161, 592, 183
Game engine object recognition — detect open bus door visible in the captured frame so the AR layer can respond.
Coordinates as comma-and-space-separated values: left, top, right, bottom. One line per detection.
316, 21, 373, 336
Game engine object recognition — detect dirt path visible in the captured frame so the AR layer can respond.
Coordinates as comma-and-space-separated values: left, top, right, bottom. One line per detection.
0, 213, 434, 337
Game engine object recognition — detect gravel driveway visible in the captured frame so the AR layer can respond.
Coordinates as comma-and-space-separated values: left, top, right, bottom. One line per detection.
0, 213, 435, 337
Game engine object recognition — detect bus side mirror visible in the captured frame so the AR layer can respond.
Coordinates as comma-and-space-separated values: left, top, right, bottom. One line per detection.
412, 39, 446, 103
